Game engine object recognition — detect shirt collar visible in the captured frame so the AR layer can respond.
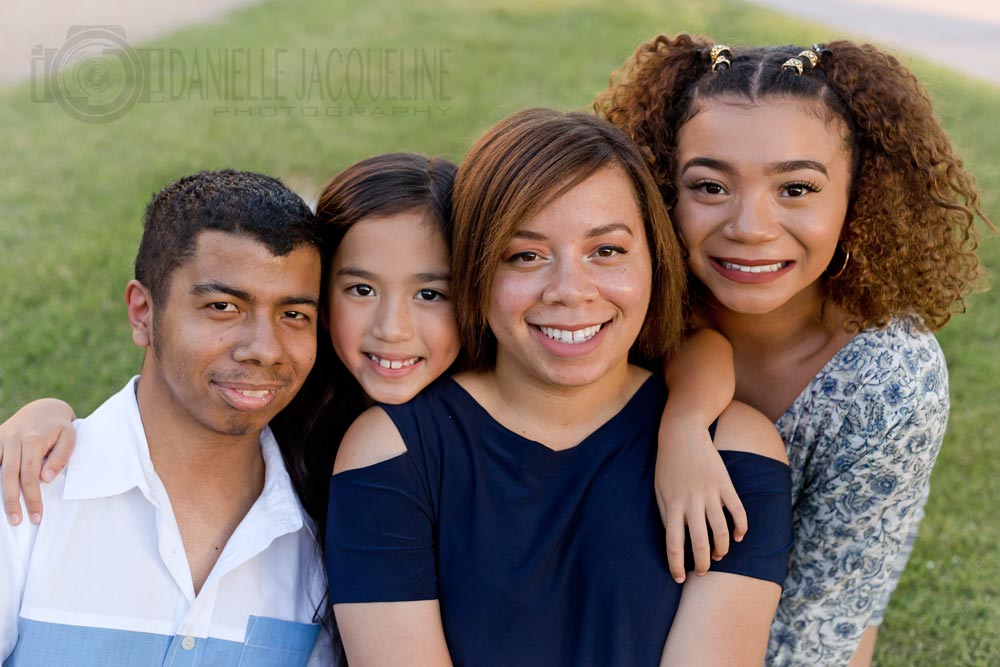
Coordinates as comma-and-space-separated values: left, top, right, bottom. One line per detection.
257, 425, 309, 537
63, 376, 150, 501
62, 376, 312, 538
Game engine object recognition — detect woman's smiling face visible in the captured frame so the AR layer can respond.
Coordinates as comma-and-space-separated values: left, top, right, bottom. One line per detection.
486, 166, 652, 391
672, 97, 852, 316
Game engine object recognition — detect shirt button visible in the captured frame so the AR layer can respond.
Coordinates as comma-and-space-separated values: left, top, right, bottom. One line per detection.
181, 636, 196, 651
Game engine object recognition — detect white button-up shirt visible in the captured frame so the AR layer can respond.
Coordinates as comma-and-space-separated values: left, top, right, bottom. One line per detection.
0, 378, 333, 666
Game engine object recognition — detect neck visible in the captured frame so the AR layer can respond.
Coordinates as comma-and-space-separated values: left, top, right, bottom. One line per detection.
134, 374, 265, 502
482, 355, 645, 450
700, 285, 843, 360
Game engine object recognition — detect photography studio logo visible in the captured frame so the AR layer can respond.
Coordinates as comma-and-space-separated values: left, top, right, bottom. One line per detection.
31, 26, 145, 124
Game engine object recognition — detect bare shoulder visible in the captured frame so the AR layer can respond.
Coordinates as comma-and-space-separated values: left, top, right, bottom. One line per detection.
332, 406, 407, 475
713, 400, 787, 464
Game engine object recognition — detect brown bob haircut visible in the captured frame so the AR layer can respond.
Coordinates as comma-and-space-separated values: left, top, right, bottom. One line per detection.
451, 107, 687, 369
595, 34, 991, 331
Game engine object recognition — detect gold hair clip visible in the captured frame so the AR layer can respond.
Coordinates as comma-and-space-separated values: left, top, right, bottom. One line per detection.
782, 57, 804, 75
797, 49, 818, 69
710, 44, 732, 72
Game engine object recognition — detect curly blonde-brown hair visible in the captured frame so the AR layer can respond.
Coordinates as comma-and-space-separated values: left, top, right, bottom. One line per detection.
594, 33, 991, 331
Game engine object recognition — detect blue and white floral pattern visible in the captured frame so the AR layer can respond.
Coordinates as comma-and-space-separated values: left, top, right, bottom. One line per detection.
766, 318, 949, 666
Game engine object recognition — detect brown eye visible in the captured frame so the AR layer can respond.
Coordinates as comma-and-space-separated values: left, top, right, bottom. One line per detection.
782, 181, 820, 198
691, 180, 726, 196
594, 245, 626, 258
348, 284, 375, 297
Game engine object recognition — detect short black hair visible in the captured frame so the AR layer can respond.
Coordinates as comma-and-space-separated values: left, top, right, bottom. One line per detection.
135, 169, 319, 306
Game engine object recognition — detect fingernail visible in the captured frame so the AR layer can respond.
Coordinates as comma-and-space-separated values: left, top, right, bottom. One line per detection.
9, 513, 21, 526
674, 576, 685, 584
41, 469, 55, 482
30, 513, 41, 525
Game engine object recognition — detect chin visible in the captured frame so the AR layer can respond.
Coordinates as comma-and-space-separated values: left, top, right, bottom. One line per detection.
362, 383, 421, 406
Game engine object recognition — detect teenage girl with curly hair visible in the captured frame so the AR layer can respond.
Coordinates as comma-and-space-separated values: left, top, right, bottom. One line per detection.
595, 34, 991, 666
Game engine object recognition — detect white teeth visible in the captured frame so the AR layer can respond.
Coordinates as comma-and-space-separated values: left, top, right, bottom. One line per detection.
539, 324, 602, 344
367, 354, 419, 369
720, 260, 786, 274
237, 389, 270, 398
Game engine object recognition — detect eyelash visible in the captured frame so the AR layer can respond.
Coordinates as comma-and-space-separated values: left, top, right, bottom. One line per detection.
782, 181, 821, 197
506, 250, 543, 263
347, 284, 374, 297
690, 180, 726, 195
416, 289, 448, 302
347, 284, 448, 301
688, 180, 822, 197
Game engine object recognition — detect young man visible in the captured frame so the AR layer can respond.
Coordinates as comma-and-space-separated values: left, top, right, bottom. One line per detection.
0, 170, 333, 665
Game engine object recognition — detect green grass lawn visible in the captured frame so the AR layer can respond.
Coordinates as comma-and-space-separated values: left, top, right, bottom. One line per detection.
1, 0, 997, 664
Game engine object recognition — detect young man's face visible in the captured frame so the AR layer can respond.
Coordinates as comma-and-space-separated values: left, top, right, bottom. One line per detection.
135, 230, 321, 439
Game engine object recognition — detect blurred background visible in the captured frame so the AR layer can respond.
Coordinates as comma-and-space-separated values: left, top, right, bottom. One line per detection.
0, 1, 996, 664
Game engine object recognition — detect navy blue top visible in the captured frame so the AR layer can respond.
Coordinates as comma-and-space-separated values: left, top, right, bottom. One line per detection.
327, 375, 792, 666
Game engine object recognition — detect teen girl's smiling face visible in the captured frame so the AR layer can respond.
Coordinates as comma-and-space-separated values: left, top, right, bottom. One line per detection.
488, 166, 652, 391
327, 210, 460, 404
672, 97, 852, 316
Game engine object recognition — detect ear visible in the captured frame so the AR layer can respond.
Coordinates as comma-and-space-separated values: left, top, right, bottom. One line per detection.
125, 280, 154, 348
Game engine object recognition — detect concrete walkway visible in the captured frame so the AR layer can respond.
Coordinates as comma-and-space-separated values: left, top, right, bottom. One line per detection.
744, 0, 1000, 86
0, 0, 262, 86
3, 0, 998, 88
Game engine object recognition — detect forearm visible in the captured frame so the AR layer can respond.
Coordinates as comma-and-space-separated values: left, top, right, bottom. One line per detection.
335, 601, 453, 667
661, 328, 734, 429
1, 398, 76, 426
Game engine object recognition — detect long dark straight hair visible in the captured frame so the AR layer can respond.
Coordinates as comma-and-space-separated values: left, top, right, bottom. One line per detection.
271, 152, 457, 530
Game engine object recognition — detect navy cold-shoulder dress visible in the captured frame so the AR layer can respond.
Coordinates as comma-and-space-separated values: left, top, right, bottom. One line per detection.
327, 375, 792, 666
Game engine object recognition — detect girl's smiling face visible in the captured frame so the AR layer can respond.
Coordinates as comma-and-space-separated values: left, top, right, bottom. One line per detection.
327, 209, 460, 404
672, 97, 852, 317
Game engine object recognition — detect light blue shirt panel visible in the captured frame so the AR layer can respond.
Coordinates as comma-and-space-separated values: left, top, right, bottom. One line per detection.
5, 616, 319, 667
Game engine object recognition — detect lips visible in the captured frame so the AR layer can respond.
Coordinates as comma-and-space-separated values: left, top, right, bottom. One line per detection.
538, 323, 603, 344
530, 320, 611, 357
710, 257, 795, 283
365, 353, 421, 370
363, 352, 425, 378
212, 381, 283, 411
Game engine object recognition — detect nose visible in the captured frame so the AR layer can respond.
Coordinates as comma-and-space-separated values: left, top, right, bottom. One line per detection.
371, 295, 415, 343
542, 256, 598, 306
725, 191, 781, 244
233, 315, 285, 366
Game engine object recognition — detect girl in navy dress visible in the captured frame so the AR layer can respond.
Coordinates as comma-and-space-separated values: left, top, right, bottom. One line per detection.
327, 108, 793, 666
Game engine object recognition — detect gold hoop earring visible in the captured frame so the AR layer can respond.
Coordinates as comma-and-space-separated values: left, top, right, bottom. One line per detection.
827, 250, 851, 279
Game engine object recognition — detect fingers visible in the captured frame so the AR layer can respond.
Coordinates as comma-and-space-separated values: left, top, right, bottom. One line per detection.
706, 501, 730, 561
686, 505, 712, 577
665, 506, 688, 584
1, 439, 24, 526
19, 445, 43, 525
722, 486, 748, 543
40, 427, 76, 483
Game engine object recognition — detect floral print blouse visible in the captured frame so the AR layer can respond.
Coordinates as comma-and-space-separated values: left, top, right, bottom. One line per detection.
767, 317, 949, 666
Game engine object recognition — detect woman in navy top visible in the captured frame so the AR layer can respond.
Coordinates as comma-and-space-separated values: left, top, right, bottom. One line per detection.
329, 108, 793, 666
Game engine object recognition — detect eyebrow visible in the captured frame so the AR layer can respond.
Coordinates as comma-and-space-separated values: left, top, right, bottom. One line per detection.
512, 222, 634, 241
337, 267, 451, 283
680, 157, 828, 177
190, 282, 320, 309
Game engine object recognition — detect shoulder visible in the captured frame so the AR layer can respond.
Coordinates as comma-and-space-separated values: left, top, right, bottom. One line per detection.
332, 406, 406, 475
715, 401, 788, 464
837, 318, 946, 389
828, 319, 948, 423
